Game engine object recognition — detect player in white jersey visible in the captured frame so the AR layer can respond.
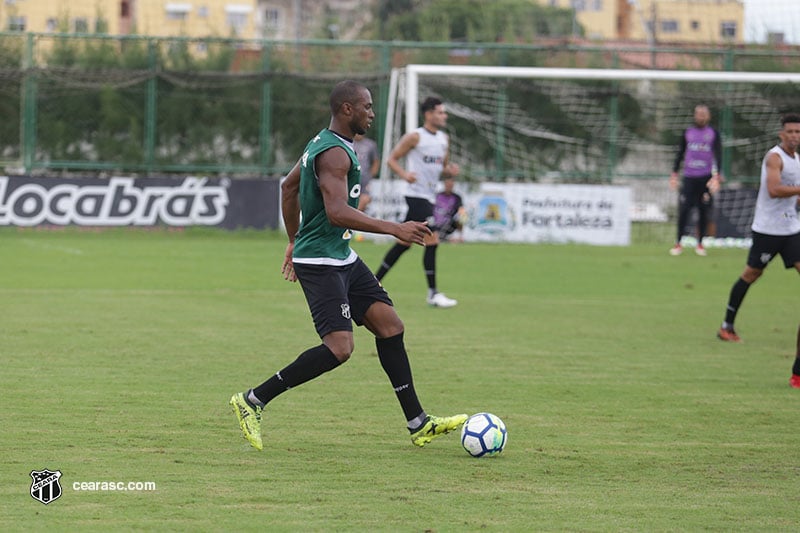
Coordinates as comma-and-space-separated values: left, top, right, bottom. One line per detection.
375, 97, 460, 308
717, 114, 800, 388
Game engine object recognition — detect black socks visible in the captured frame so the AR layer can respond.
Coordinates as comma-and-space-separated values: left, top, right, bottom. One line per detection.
724, 277, 751, 326
375, 332, 424, 423
251, 344, 342, 406
376, 243, 410, 280
423, 244, 437, 291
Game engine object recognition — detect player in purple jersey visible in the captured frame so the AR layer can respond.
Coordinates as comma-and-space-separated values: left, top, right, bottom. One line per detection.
669, 105, 723, 256
433, 176, 464, 242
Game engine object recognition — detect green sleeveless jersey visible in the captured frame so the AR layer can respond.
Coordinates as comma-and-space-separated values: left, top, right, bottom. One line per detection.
292, 129, 361, 265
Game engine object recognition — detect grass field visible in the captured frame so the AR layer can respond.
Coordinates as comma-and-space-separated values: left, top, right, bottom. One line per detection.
1, 227, 798, 531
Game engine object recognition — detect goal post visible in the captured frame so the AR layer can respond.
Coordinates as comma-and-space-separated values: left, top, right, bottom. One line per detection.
390, 64, 800, 183
401, 64, 800, 136
376, 64, 800, 244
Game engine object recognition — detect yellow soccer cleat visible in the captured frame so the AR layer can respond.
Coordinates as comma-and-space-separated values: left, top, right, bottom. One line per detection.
229, 392, 263, 451
410, 413, 469, 447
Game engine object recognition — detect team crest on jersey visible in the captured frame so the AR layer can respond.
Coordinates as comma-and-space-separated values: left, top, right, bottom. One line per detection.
340, 303, 351, 319
30, 469, 62, 505
350, 183, 361, 198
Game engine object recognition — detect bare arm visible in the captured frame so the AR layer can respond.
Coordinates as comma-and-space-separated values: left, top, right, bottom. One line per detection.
441, 138, 460, 178
280, 160, 301, 281
387, 132, 420, 183
281, 160, 302, 241
765, 152, 800, 198
317, 147, 431, 244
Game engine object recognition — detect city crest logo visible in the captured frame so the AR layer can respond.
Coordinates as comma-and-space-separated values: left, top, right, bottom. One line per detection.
470, 194, 515, 234
30, 469, 62, 505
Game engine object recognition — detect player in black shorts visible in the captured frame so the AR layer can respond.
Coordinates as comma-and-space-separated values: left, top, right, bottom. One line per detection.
229, 80, 468, 450
669, 105, 722, 256
405, 197, 434, 225
716, 113, 800, 388
375, 97, 460, 307
746, 232, 800, 270
292, 260, 393, 338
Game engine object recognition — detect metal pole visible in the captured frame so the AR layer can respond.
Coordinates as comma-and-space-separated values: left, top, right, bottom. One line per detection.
259, 42, 272, 173
21, 33, 36, 174
143, 39, 157, 173
607, 51, 620, 182
721, 48, 734, 179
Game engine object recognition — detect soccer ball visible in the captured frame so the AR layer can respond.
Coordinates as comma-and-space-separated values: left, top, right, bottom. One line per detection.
460, 412, 507, 457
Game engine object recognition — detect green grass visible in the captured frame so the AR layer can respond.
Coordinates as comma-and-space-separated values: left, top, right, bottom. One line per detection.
1, 228, 798, 531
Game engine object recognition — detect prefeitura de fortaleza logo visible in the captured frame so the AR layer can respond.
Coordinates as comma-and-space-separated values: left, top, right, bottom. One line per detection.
30, 469, 62, 505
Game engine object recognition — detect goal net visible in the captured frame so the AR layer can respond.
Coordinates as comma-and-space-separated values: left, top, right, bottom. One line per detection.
379, 65, 800, 244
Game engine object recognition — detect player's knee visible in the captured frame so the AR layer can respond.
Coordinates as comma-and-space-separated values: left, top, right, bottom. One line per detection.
742, 269, 762, 283
373, 316, 404, 339
382, 322, 404, 339
329, 345, 353, 363
333, 351, 352, 363
324, 335, 354, 362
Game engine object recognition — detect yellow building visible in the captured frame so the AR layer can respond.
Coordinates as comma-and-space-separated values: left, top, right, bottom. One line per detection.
543, 0, 618, 40
0, 0, 260, 39
139, 0, 259, 38
542, 0, 744, 44
626, 0, 744, 44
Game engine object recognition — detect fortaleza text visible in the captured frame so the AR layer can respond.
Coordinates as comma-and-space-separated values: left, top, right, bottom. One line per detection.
522, 211, 614, 228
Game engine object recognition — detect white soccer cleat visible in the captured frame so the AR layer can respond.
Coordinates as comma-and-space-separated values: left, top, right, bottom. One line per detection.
427, 292, 457, 308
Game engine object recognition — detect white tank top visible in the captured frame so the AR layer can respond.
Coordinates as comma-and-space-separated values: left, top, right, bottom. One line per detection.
404, 127, 449, 203
752, 145, 800, 235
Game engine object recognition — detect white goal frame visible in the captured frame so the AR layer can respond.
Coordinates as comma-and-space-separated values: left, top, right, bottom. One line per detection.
397, 64, 800, 135
381, 64, 800, 183
375, 64, 800, 242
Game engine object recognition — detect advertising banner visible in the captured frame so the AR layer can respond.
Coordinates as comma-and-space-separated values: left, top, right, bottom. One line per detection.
368, 180, 631, 246
0, 176, 279, 229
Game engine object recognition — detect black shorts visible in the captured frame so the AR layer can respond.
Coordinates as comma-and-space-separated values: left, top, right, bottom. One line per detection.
404, 196, 437, 230
746, 231, 800, 269
680, 176, 713, 208
293, 257, 393, 338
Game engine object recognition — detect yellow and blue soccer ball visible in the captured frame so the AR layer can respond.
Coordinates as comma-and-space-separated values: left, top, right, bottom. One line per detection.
461, 413, 507, 457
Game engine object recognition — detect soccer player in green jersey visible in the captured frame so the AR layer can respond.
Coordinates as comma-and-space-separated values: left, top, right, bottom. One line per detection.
230, 80, 467, 450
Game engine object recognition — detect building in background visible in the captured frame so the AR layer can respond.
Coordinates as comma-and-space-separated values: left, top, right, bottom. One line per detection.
0, 0, 260, 39
259, 0, 368, 40
542, 0, 744, 44
626, 0, 744, 44
0, 0, 370, 41
0, 0, 753, 46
